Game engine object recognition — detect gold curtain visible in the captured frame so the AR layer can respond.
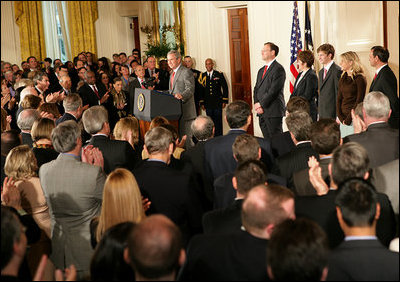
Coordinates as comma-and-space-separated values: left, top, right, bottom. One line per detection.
14, 1, 46, 62
67, 1, 98, 59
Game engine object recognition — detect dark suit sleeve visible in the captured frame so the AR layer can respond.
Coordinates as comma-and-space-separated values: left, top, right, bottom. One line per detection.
259, 66, 286, 109
301, 73, 318, 102
220, 72, 229, 104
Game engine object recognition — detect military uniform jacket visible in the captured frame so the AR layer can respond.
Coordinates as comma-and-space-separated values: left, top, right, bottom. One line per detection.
200, 70, 228, 109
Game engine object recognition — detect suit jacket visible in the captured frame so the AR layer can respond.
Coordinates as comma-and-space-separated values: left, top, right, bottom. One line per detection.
327, 239, 399, 281
369, 65, 399, 129
371, 158, 399, 214
170, 64, 196, 121
270, 130, 295, 159
204, 129, 274, 181
291, 69, 319, 121
177, 230, 269, 281
87, 135, 139, 175
133, 160, 203, 244
56, 112, 78, 126
21, 132, 33, 148
78, 82, 107, 108
253, 60, 286, 118
39, 154, 106, 274
273, 141, 318, 189
344, 122, 399, 168
200, 70, 229, 109
293, 157, 331, 196
318, 62, 342, 119
295, 189, 396, 249
127, 77, 153, 116
145, 68, 169, 90
202, 199, 243, 235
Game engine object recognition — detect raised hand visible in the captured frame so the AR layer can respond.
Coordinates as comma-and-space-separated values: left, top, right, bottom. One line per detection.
308, 156, 328, 195
100, 92, 110, 104
1, 176, 22, 210
142, 196, 151, 212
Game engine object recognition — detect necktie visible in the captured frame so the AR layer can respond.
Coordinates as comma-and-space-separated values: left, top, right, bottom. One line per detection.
170, 71, 176, 90
373, 73, 377, 80
262, 65, 268, 79
141, 80, 146, 89
93, 85, 100, 99
323, 68, 327, 80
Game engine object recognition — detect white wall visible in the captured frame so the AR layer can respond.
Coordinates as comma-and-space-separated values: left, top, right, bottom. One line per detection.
1, 1, 21, 64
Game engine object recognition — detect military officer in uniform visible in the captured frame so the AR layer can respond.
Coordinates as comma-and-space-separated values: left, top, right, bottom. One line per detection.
200, 58, 228, 136
184, 56, 204, 115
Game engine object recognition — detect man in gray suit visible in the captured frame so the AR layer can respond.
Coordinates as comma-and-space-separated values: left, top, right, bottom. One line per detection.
39, 120, 106, 279
317, 44, 342, 119
167, 50, 196, 147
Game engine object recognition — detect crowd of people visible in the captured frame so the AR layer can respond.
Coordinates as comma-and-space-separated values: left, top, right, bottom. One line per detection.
1, 43, 399, 281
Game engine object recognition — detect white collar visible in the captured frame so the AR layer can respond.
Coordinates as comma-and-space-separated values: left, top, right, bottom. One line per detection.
207, 70, 214, 77
324, 60, 334, 72
173, 64, 182, 73
266, 58, 276, 68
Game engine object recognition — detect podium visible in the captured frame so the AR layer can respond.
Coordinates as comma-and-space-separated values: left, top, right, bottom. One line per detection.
133, 88, 182, 140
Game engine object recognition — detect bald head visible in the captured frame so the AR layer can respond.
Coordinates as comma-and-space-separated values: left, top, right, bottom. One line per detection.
127, 215, 183, 280
205, 58, 214, 72
191, 115, 214, 141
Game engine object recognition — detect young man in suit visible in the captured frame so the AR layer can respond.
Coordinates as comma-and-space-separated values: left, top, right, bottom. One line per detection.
200, 58, 229, 136
344, 91, 399, 168
178, 184, 295, 281
296, 142, 396, 249
317, 43, 342, 119
167, 50, 196, 147
327, 178, 399, 281
253, 42, 286, 139
82, 105, 139, 174
369, 45, 399, 129
132, 127, 203, 245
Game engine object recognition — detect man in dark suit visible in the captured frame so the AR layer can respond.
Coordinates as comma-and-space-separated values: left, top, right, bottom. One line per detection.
203, 160, 268, 235
56, 93, 84, 126
293, 118, 340, 196
369, 45, 399, 129
167, 50, 196, 145
82, 105, 138, 175
204, 100, 274, 183
184, 56, 203, 115
128, 65, 155, 116
181, 115, 215, 211
317, 43, 342, 119
291, 50, 318, 121
145, 56, 169, 90
253, 42, 286, 139
200, 58, 229, 136
78, 71, 110, 108
273, 111, 318, 189
177, 184, 295, 281
270, 96, 309, 159
295, 142, 396, 249
17, 109, 39, 148
327, 178, 399, 281
344, 91, 399, 168
133, 127, 203, 245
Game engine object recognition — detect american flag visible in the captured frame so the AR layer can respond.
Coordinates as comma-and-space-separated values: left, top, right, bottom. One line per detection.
305, 1, 314, 51
289, 1, 302, 94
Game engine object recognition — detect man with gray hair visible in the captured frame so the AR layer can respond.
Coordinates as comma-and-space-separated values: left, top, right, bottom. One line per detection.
344, 91, 399, 168
17, 109, 40, 148
56, 93, 84, 125
133, 126, 203, 245
39, 120, 106, 279
82, 105, 138, 174
167, 50, 196, 147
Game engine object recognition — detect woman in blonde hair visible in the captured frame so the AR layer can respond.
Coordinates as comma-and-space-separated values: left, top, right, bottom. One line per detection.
336, 51, 367, 137
4, 144, 53, 277
113, 116, 142, 153
91, 168, 147, 247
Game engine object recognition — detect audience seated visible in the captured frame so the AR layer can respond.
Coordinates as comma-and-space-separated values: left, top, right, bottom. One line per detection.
90, 168, 145, 248
90, 222, 136, 282
125, 215, 185, 281
327, 178, 399, 280
178, 184, 295, 281
267, 218, 329, 281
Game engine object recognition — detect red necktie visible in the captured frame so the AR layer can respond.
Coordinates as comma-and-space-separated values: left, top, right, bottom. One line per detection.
323, 68, 327, 80
141, 81, 146, 89
262, 65, 268, 79
170, 71, 176, 89
373, 73, 377, 80
93, 85, 100, 99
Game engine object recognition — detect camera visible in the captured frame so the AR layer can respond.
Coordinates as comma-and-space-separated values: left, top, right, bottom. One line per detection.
142, 77, 156, 88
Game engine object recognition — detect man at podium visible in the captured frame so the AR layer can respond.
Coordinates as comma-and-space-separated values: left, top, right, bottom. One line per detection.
167, 50, 196, 148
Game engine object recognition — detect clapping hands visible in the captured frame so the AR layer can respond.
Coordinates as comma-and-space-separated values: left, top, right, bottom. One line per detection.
81, 145, 104, 170
308, 156, 329, 195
